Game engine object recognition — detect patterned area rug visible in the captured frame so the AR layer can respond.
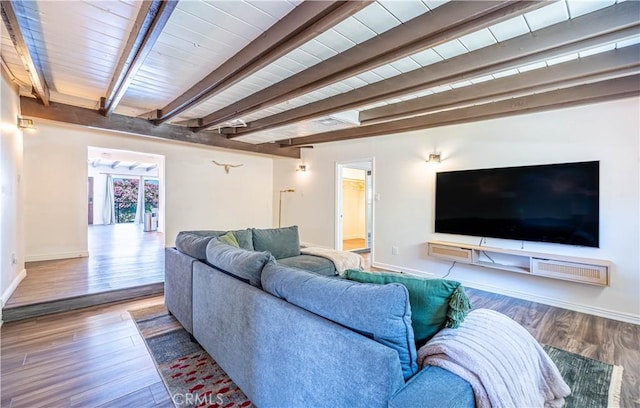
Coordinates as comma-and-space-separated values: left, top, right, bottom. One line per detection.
131, 305, 622, 408
130, 305, 252, 408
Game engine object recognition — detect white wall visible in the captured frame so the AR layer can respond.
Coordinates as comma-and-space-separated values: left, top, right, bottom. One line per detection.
274, 98, 640, 323
0, 67, 26, 312
23, 120, 274, 261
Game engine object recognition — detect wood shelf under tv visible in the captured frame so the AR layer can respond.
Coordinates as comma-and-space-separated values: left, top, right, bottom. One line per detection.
427, 240, 610, 286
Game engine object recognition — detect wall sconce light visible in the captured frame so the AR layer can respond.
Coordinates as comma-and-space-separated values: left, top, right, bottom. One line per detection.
297, 164, 307, 172
278, 189, 295, 227
17, 117, 35, 129
426, 153, 441, 163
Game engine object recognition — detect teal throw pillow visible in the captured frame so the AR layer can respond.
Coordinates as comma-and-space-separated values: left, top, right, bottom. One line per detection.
344, 269, 471, 347
252, 226, 300, 259
218, 231, 240, 247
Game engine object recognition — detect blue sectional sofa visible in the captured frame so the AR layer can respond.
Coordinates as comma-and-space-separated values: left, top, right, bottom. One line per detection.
165, 228, 474, 407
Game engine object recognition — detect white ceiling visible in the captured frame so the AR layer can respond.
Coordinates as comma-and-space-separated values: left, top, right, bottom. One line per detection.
2, 0, 638, 150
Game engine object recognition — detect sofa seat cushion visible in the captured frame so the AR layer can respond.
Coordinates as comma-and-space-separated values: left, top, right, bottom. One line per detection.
206, 238, 271, 288
344, 270, 471, 347
262, 262, 418, 380
277, 255, 336, 276
252, 226, 300, 259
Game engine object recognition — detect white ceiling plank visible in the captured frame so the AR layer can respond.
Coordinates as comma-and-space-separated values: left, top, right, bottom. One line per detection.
410, 48, 444, 67
458, 28, 497, 52
524, 1, 569, 31
390, 56, 422, 73
332, 16, 377, 44
352, 2, 400, 35
432, 39, 469, 59
297, 38, 339, 61
313, 28, 357, 54
377, 0, 430, 23
566, 0, 615, 18
488, 16, 531, 42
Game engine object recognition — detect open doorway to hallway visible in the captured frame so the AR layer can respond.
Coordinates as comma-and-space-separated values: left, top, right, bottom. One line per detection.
336, 159, 373, 255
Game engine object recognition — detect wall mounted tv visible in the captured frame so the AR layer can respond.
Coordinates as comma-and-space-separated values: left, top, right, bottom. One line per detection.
435, 161, 599, 247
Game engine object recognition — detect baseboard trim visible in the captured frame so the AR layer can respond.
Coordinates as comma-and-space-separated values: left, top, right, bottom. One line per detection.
459, 279, 640, 325
26, 251, 89, 262
372, 262, 435, 277
1, 268, 27, 306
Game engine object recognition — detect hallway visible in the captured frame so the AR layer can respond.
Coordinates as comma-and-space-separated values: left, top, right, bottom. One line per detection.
3, 224, 164, 320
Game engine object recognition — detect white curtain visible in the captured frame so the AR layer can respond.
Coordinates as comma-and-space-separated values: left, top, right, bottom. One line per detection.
134, 176, 145, 223
103, 174, 115, 224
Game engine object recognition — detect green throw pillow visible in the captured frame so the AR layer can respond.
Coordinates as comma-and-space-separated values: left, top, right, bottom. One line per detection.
218, 231, 240, 248
344, 269, 471, 347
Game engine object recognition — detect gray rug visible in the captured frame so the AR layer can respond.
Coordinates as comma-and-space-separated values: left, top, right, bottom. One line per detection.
543, 345, 623, 408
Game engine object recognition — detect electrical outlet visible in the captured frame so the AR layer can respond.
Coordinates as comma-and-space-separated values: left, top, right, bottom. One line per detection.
392, 246, 399, 255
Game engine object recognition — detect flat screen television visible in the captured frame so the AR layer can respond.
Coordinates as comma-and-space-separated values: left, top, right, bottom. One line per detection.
435, 161, 599, 247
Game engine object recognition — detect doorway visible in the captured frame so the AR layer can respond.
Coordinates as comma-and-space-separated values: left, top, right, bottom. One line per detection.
335, 159, 373, 254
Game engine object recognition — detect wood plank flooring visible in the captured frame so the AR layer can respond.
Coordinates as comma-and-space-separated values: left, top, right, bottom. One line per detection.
3, 224, 164, 320
2, 250, 638, 407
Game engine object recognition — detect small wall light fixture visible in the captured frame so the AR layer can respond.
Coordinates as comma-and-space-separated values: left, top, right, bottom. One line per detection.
297, 164, 307, 172
17, 117, 35, 129
426, 153, 441, 163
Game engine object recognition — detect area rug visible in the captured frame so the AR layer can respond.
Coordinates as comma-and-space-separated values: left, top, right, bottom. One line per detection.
131, 305, 623, 408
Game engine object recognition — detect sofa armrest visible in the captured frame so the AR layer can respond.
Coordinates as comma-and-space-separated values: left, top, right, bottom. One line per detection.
164, 247, 197, 334
389, 365, 474, 408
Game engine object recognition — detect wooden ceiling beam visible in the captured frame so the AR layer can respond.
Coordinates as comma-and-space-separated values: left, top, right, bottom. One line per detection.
20, 97, 300, 159
201, 0, 546, 132
360, 44, 640, 124
1, 0, 49, 106
237, 1, 640, 137
150, 0, 371, 125
100, 0, 178, 116
277, 75, 640, 147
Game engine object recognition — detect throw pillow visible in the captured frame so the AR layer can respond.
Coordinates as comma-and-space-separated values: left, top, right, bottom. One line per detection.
344, 269, 471, 347
262, 262, 418, 380
231, 228, 254, 251
218, 231, 240, 247
252, 226, 300, 259
205, 238, 271, 288
175, 230, 226, 260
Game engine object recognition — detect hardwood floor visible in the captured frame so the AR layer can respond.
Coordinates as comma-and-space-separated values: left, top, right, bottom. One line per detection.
2, 252, 637, 407
3, 224, 164, 320
343, 238, 367, 251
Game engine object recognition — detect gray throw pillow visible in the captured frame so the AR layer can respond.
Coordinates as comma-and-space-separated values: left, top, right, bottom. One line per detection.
205, 238, 271, 288
231, 228, 254, 251
175, 230, 225, 260
252, 226, 300, 259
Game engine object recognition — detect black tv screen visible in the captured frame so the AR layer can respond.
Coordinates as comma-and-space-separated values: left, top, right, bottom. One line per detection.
435, 161, 599, 247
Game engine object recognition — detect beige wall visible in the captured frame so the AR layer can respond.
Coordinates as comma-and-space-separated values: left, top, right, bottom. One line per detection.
273, 98, 640, 323
23, 120, 275, 261
0, 68, 25, 311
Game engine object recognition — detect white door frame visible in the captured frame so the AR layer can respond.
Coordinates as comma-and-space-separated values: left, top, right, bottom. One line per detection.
335, 158, 375, 256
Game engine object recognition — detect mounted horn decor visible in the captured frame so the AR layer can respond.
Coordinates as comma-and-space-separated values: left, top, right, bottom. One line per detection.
212, 160, 243, 174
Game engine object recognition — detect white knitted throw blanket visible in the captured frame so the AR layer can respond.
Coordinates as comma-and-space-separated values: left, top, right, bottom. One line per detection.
417, 309, 571, 408
300, 246, 364, 274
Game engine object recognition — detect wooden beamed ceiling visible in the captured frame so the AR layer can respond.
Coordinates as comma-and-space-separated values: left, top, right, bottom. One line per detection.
1, 0, 49, 106
4, 0, 639, 155
241, 1, 639, 138
199, 0, 547, 132
100, 0, 178, 116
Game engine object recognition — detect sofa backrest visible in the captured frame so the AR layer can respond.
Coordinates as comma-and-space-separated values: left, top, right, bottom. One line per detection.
261, 261, 418, 380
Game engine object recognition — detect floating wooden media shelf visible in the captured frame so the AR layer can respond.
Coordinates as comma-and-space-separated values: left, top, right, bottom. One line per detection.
427, 240, 610, 286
